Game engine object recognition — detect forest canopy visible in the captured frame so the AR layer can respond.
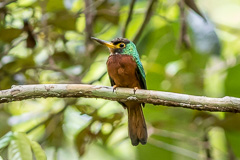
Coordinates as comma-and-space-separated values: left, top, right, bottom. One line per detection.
0, 0, 240, 160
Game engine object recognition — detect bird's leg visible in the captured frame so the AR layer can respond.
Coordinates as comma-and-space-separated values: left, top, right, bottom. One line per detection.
113, 85, 118, 92
133, 87, 138, 94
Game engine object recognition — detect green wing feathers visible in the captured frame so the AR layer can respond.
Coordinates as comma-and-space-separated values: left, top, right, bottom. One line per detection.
135, 59, 147, 90
127, 41, 147, 89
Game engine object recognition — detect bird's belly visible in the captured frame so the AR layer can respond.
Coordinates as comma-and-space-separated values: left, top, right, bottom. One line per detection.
107, 54, 140, 88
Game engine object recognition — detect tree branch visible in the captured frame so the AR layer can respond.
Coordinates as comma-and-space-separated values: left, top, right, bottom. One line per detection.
0, 0, 17, 9
133, 0, 157, 44
203, 129, 212, 160
148, 138, 202, 159
122, 0, 136, 37
0, 84, 240, 113
178, 0, 191, 48
84, 0, 96, 55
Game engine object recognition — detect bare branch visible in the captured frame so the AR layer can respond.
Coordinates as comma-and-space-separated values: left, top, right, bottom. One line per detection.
178, 0, 191, 48
203, 130, 212, 160
0, 0, 17, 9
1, 84, 240, 113
122, 0, 136, 37
184, 0, 207, 22
84, 0, 95, 53
151, 127, 202, 146
148, 138, 202, 159
133, 0, 157, 44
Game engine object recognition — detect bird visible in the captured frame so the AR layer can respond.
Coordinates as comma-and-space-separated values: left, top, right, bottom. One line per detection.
91, 37, 148, 146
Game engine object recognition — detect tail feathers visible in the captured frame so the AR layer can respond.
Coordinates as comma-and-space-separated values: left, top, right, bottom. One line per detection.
127, 104, 148, 146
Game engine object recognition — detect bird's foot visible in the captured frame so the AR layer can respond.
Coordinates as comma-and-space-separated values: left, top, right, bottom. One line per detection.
113, 85, 118, 92
133, 87, 138, 94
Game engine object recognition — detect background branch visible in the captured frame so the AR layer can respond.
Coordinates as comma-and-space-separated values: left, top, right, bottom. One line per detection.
84, 0, 94, 50
0, 84, 240, 113
122, 0, 136, 37
133, 0, 157, 44
178, 0, 191, 48
148, 138, 202, 159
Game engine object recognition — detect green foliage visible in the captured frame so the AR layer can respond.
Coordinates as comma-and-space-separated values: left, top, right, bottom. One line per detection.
8, 132, 33, 160
0, 0, 240, 159
0, 132, 46, 160
0, 132, 13, 150
30, 141, 47, 160
0, 29, 22, 43
48, 11, 77, 31
225, 64, 240, 97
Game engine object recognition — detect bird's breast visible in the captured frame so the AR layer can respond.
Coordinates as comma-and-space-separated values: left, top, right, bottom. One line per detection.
107, 54, 140, 88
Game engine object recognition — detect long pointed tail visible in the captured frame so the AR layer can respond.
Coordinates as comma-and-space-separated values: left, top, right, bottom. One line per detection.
127, 103, 148, 146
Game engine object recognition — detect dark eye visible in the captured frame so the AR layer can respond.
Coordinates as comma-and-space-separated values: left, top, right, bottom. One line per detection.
119, 43, 125, 48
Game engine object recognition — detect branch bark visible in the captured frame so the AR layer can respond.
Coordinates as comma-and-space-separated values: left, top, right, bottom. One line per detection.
1, 84, 240, 113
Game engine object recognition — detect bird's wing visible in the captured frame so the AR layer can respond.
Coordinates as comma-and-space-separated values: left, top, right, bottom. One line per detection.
135, 62, 147, 107
109, 76, 115, 86
135, 62, 147, 90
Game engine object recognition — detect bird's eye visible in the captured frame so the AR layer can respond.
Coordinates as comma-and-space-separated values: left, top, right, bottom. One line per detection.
119, 43, 125, 48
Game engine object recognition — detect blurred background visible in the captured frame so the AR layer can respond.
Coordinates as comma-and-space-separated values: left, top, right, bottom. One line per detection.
0, 0, 240, 159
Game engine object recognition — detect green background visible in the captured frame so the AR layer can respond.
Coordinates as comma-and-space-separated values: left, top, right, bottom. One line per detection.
0, 0, 240, 159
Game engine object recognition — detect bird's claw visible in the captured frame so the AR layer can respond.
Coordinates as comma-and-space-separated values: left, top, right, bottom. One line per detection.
133, 87, 138, 94
113, 85, 118, 92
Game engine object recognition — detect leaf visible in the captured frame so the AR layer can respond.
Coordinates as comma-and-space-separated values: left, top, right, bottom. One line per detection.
52, 52, 72, 68
96, 0, 120, 25
46, 0, 65, 12
30, 141, 47, 160
225, 131, 240, 157
48, 10, 77, 31
0, 55, 35, 74
184, 0, 206, 21
216, 114, 240, 130
0, 28, 22, 43
8, 132, 32, 160
0, 112, 11, 136
52, 52, 71, 61
225, 64, 240, 98
0, 132, 13, 150
45, 115, 64, 147
75, 128, 89, 156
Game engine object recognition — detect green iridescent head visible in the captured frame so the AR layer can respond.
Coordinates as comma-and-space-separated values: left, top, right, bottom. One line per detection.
91, 37, 137, 56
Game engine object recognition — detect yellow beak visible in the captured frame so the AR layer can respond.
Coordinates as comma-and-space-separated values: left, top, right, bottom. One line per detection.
91, 37, 115, 49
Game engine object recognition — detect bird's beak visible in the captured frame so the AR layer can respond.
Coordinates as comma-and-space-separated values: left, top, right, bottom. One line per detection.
91, 37, 115, 49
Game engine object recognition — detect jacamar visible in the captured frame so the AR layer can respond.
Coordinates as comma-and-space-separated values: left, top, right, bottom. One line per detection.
91, 37, 148, 146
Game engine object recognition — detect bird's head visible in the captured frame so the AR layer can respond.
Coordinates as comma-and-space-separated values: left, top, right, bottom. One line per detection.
91, 37, 137, 56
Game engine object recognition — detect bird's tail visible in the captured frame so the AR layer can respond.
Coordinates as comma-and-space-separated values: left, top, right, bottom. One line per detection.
127, 103, 148, 146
